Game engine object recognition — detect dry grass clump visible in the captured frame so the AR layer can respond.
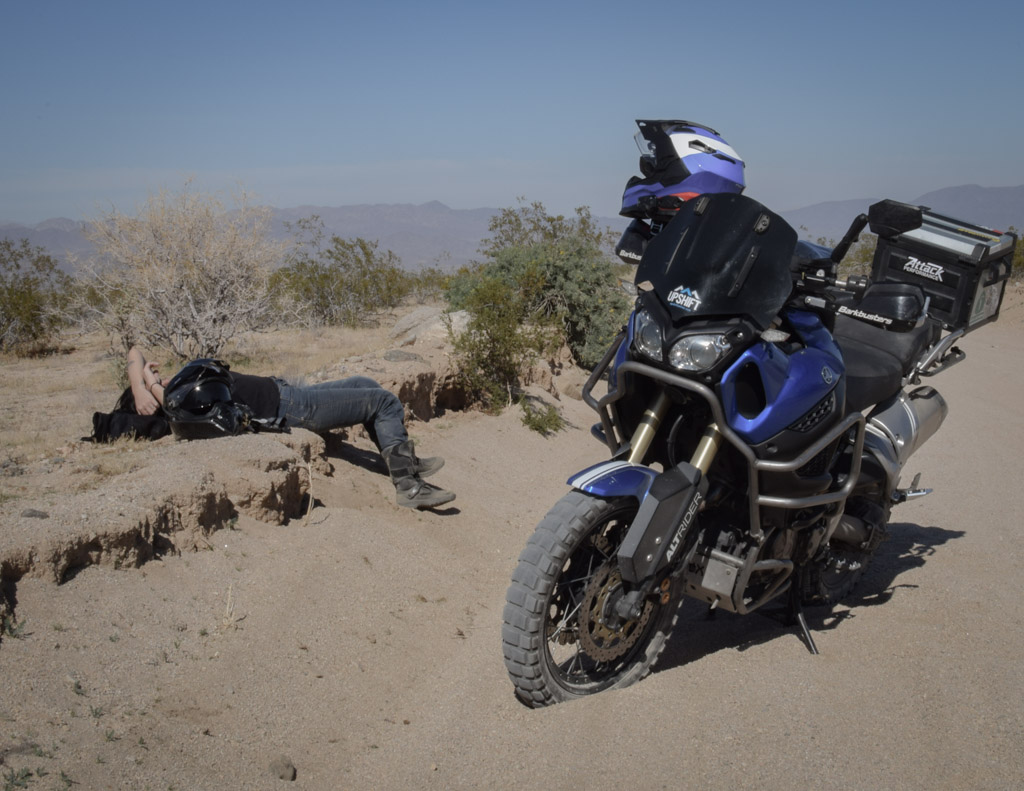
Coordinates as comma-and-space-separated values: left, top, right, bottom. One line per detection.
224, 321, 402, 381
1, 334, 112, 462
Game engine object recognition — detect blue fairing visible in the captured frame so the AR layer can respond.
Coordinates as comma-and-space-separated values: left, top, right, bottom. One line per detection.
719, 310, 844, 445
606, 321, 630, 391
568, 460, 658, 502
607, 313, 634, 392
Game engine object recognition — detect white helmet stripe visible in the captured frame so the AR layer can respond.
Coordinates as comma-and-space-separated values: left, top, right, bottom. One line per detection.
669, 132, 743, 163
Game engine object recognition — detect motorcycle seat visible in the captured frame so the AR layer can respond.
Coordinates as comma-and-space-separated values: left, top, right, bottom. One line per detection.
833, 315, 940, 412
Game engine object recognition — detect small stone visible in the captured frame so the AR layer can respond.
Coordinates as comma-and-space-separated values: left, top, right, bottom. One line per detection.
383, 349, 423, 362
269, 755, 297, 781
20, 508, 49, 519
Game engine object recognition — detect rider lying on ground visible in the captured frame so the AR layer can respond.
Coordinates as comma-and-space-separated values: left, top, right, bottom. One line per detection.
126, 346, 456, 510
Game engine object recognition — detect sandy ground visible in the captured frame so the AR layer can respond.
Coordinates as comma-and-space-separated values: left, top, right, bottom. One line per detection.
1, 294, 1023, 791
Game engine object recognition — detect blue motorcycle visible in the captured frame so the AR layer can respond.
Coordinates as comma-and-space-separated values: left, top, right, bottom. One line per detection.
502, 189, 1015, 707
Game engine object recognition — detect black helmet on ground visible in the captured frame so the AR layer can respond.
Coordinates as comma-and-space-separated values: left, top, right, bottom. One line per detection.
162, 359, 252, 440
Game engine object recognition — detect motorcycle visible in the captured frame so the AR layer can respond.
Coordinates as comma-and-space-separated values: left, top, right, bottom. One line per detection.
502, 190, 1016, 707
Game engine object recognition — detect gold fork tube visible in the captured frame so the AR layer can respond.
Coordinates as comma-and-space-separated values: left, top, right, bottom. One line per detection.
691, 422, 723, 474
627, 390, 672, 464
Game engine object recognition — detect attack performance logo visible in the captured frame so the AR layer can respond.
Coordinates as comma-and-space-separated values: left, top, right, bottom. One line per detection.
668, 286, 702, 311
902, 256, 945, 282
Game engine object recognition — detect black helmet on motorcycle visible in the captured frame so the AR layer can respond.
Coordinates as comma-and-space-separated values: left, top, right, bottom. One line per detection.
620, 119, 746, 220
162, 358, 252, 440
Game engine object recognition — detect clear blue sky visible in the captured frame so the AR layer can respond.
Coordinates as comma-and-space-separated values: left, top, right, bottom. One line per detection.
2, 0, 1022, 224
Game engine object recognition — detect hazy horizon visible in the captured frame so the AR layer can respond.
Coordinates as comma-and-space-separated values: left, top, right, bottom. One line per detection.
4, 0, 1023, 226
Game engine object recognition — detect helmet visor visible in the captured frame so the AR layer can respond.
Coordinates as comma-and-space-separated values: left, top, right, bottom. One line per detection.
634, 130, 656, 158
182, 381, 233, 414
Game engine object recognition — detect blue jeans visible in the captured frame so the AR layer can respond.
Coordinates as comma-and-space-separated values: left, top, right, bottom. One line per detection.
275, 376, 408, 451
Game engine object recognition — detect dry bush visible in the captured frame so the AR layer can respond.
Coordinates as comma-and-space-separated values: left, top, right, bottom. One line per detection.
76, 184, 287, 359
222, 322, 397, 382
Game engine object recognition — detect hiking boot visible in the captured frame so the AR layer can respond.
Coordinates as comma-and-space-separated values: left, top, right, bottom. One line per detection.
394, 477, 457, 510
377, 437, 443, 477
414, 454, 444, 478
383, 440, 455, 510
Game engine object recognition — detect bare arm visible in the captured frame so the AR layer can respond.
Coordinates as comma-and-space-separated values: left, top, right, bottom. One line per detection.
127, 346, 165, 414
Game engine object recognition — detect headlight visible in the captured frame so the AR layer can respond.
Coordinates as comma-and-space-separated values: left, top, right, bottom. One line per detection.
668, 334, 731, 372
633, 310, 662, 360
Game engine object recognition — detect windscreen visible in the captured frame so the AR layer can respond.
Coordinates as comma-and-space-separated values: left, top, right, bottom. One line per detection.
635, 193, 798, 330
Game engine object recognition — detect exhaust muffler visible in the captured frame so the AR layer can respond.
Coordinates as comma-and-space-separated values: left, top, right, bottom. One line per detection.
867, 386, 948, 467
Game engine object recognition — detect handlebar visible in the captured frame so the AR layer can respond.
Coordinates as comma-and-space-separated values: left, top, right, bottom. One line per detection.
835, 274, 871, 298
794, 267, 871, 300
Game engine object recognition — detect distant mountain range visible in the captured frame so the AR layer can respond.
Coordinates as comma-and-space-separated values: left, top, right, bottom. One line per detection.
0, 201, 504, 274
3, 185, 1022, 273
268, 201, 498, 272
779, 184, 1024, 243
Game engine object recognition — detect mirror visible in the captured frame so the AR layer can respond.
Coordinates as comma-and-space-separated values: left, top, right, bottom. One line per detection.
868, 199, 923, 239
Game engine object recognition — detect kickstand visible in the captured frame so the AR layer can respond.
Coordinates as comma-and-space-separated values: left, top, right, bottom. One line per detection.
787, 577, 819, 656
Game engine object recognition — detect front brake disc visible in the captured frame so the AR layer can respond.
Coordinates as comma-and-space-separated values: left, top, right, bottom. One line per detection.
578, 561, 652, 662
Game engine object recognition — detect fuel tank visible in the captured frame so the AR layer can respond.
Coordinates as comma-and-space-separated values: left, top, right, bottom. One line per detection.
719, 310, 844, 446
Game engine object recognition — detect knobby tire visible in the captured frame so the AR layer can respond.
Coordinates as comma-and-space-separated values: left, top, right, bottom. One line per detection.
502, 491, 681, 708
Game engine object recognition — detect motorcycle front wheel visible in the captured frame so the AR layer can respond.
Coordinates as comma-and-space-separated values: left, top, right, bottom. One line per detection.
502, 490, 681, 708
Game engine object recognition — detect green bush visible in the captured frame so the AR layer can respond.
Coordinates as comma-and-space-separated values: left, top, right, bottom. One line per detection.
838, 234, 877, 279
448, 266, 560, 410
485, 238, 628, 369
520, 399, 566, 436
448, 201, 630, 370
445, 200, 629, 412
0, 238, 71, 355
273, 216, 411, 326
407, 265, 451, 304
443, 263, 484, 311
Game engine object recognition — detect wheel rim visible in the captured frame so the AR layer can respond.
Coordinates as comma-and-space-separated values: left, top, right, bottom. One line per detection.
543, 501, 662, 694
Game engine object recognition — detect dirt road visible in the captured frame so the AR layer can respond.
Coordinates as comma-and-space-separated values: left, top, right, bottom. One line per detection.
1, 299, 1022, 790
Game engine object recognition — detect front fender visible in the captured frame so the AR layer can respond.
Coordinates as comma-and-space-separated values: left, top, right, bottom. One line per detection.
569, 460, 706, 585
568, 460, 659, 502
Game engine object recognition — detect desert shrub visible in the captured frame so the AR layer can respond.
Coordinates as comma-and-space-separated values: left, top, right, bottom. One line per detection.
448, 266, 560, 410
0, 238, 72, 355
408, 265, 451, 304
76, 185, 285, 359
497, 236, 630, 368
520, 399, 566, 436
272, 216, 410, 327
449, 200, 630, 371
838, 234, 877, 279
477, 199, 615, 259
443, 263, 483, 310
444, 200, 628, 412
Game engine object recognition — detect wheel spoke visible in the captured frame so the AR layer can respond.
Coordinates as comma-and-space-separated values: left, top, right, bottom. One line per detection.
564, 644, 585, 678
549, 599, 583, 642
549, 526, 654, 683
